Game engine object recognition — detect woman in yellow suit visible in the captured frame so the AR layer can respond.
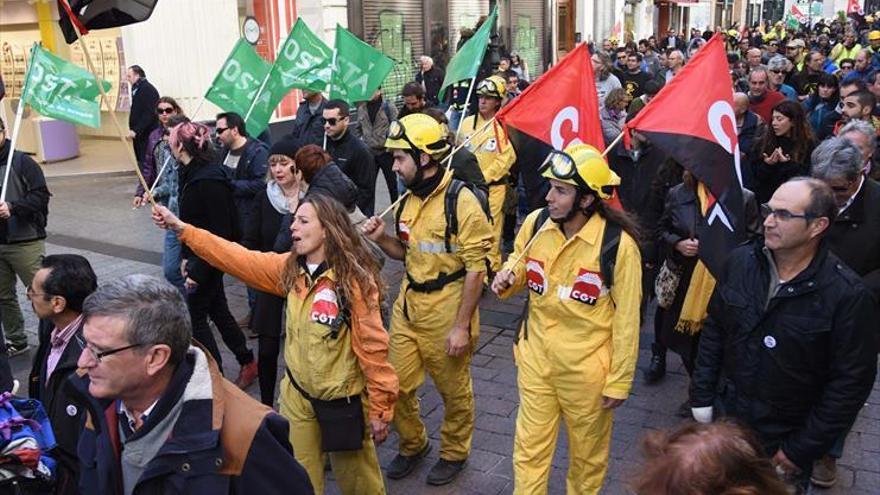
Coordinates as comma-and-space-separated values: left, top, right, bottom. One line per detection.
152, 194, 397, 494
459, 75, 517, 272
492, 144, 642, 494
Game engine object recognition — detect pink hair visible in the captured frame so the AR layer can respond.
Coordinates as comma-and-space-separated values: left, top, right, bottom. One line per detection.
168, 121, 211, 154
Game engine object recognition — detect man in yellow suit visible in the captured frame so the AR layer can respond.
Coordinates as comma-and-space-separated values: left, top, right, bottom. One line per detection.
492, 144, 642, 494
458, 75, 517, 272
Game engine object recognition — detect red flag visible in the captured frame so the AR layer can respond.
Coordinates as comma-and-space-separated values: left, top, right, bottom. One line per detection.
848, 0, 864, 15
58, 0, 159, 44
624, 34, 745, 276
496, 42, 604, 153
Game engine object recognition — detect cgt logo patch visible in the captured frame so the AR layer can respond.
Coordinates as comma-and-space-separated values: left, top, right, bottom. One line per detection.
526, 257, 547, 295
398, 221, 411, 243
570, 269, 602, 305
310, 281, 340, 326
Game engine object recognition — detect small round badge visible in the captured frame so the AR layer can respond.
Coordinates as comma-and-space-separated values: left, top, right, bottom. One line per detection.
763, 336, 777, 349
66, 404, 78, 417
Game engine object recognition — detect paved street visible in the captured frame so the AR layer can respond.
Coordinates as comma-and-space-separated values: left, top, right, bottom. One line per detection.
6, 173, 878, 494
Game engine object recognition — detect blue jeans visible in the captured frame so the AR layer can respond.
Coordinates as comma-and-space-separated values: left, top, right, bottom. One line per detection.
447, 108, 463, 132
163, 230, 185, 294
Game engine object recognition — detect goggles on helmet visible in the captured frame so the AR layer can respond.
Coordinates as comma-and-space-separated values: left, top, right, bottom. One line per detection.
476, 78, 502, 97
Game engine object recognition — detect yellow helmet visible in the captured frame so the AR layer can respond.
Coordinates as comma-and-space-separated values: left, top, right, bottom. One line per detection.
385, 113, 450, 158
476, 75, 507, 100
539, 144, 620, 199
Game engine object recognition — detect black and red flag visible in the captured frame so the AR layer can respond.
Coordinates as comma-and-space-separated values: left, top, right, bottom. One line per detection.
58, 0, 159, 44
495, 42, 605, 209
624, 34, 745, 276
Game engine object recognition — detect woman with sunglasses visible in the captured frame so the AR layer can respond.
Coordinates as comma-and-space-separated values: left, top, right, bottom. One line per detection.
152, 193, 397, 494
132, 97, 184, 208
491, 143, 642, 493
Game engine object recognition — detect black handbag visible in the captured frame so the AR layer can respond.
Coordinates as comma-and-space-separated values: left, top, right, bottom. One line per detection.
286, 369, 365, 452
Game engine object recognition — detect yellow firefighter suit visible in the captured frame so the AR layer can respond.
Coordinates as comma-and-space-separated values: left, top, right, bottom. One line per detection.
459, 112, 517, 272
498, 209, 641, 494
180, 226, 398, 495
391, 170, 493, 461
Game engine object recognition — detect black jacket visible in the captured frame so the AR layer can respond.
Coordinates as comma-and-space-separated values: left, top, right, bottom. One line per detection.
416, 66, 446, 106
28, 318, 87, 495
0, 139, 50, 243
178, 158, 239, 284
289, 97, 325, 148
751, 135, 814, 204
129, 78, 160, 136
223, 138, 268, 227
691, 240, 878, 470
325, 130, 376, 216
737, 111, 763, 186
827, 178, 880, 301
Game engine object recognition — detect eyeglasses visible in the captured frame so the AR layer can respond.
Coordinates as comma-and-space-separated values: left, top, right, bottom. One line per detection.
770, 69, 784, 74
841, 65, 854, 70
25, 285, 50, 299
215, 127, 229, 135
760, 203, 816, 221
323, 117, 342, 126
156, 107, 175, 115
80, 337, 144, 364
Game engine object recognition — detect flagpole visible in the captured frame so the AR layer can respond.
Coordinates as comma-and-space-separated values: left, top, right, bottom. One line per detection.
374, 116, 496, 220
0, 86, 30, 205
147, 155, 172, 197
190, 95, 207, 121
602, 131, 625, 157
324, 47, 338, 151
67, 14, 155, 207
244, 37, 286, 124
455, 75, 478, 138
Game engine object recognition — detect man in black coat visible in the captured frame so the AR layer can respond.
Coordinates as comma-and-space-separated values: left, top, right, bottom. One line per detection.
288, 90, 326, 148
126, 65, 160, 166
28, 254, 97, 495
322, 100, 377, 216
416, 56, 445, 107
690, 177, 878, 493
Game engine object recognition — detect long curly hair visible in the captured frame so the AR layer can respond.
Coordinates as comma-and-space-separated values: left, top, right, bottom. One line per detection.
758, 100, 814, 164
280, 194, 384, 308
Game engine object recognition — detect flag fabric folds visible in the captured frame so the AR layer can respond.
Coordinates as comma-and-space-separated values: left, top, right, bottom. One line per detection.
205, 39, 272, 136
58, 0, 159, 44
22, 44, 111, 128
495, 43, 604, 209
624, 34, 745, 276
329, 25, 394, 104
437, 6, 498, 102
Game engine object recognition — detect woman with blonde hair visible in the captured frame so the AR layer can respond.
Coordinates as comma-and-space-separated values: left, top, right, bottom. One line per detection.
153, 193, 397, 494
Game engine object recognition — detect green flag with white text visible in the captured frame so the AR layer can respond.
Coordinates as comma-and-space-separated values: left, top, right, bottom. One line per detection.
248, 18, 333, 128
205, 39, 271, 135
22, 44, 111, 128
330, 25, 394, 104
438, 6, 497, 101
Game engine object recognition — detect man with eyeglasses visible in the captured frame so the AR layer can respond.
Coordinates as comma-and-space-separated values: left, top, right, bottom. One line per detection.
0, 117, 50, 358
26, 254, 96, 495
808, 136, 880, 488
71, 274, 313, 495
690, 177, 878, 494
766, 55, 798, 101
837, 58, 855, 79
322, 99, 377, 216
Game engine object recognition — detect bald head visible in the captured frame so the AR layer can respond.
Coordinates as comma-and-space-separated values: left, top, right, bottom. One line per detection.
733, 92, 749, 118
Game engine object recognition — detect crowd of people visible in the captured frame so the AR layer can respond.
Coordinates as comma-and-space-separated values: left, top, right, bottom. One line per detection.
0, 12, 877, 495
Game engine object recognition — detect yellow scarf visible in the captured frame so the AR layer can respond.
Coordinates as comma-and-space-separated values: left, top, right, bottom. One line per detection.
675, 183, 716, 335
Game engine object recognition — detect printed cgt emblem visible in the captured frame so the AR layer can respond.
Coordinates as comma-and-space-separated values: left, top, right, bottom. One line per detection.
570, 269, 602, 305
310, 282, 340, 326
526, 258, 546, 295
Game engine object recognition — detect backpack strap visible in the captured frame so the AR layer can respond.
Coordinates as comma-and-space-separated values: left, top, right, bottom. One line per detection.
531, 207, 552, 241
600, 220, 623, 290
444, 179, 466, 253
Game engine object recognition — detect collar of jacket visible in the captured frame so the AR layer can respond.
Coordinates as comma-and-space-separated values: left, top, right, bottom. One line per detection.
752, 238, 830, 297
539, 210, 604, 246
837, 177, 875, 224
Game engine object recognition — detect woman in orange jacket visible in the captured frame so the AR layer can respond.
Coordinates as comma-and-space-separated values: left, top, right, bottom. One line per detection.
152, 194, 397, 494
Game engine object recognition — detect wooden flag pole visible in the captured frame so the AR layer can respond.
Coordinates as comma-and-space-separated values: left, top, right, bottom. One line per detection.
0, 92, 29, 204
190, 95, 207, 121
70, 22, 155, 207
455, 76, 478, 138
602, 131, 625, 157
374, 116, 496, 220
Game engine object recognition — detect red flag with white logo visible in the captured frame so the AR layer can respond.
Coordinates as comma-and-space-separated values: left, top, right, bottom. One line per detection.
848, 0, 864, 16
624, 34, 745, 276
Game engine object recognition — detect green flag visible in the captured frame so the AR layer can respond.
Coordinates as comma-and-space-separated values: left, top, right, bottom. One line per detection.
21, 44, 111, 128
247, 18, 333, 128
205, 39, 271, 135
438, 7, 497, 101
330, 25, 394, 104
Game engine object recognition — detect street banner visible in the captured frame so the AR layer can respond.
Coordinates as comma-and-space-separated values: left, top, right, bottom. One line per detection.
205, 39, 272, 135
438, 6, 498, 101
495, 42, 604, 210
329, 25, 394, 104
246, 18, 333, 128
624, 34, 745, 276
58, 0, 159, 44
22, 44, 111, 128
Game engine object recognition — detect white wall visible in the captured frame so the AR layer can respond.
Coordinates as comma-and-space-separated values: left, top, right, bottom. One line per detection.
120, 0, 241, 119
